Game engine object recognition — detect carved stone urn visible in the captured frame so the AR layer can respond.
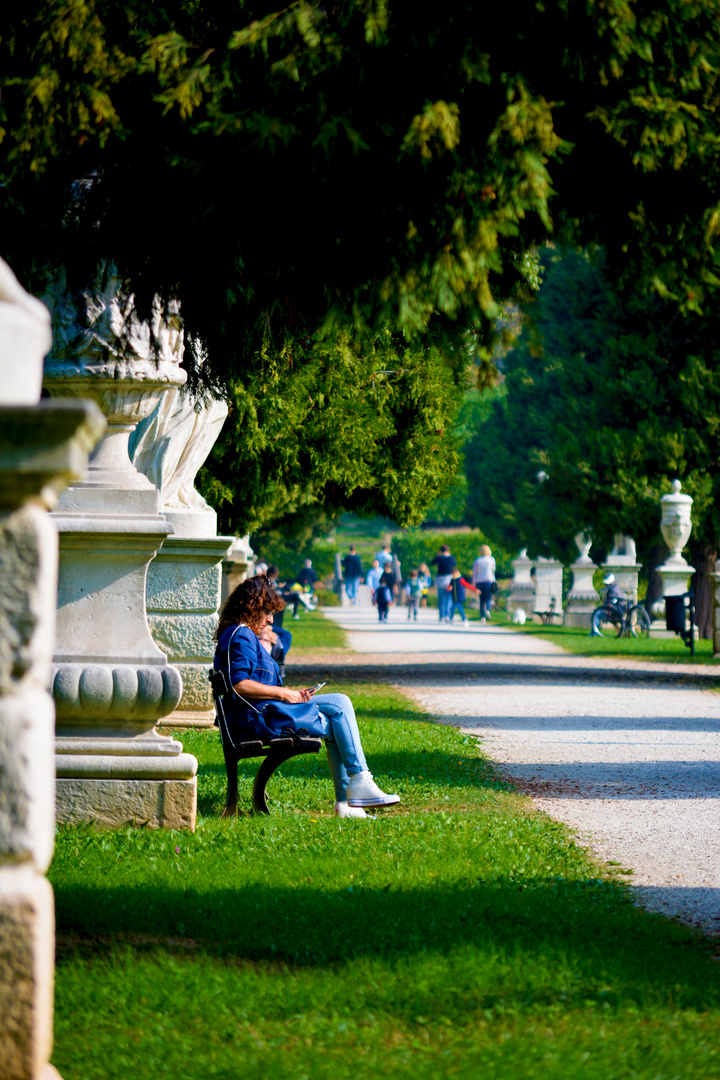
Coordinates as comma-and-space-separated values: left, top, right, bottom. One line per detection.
650, 480, 695, 626
564, 532, 599, 629
42, 268, 198, 829
129, 385, 234, 727
660, 479, 694, 563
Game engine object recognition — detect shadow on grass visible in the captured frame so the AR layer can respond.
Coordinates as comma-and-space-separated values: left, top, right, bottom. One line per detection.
53, 877, 720, 1014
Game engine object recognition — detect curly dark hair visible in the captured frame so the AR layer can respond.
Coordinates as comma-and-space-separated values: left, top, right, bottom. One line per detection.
215, 574, 285, 640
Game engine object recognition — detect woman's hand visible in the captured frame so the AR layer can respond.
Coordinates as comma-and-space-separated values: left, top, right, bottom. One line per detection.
281, 687, 312, 704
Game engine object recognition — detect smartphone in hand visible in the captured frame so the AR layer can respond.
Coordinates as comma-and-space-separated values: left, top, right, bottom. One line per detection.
308, 682, 326, 695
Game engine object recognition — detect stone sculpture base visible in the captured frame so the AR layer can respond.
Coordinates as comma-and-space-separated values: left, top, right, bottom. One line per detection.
147, 532, 233, 729
0, 868, 55, 1080
56, 778, 197, 830
648, 560, 694, 639
563, 605, 595, 629
507, 591, 535, 618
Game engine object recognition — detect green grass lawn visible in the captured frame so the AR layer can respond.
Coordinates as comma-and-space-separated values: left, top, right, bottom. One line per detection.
50, 682, 720, 1079
509, 621, 720, 664
285, 607, 349, 653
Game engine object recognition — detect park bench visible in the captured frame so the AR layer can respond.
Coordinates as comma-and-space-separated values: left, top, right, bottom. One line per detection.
208, 669, 322, 816
533, 597, 561, 625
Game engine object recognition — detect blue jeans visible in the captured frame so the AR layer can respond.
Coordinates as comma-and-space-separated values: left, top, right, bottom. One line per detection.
436, 577, 452, 619
345, 577, 359, 603
315, 693, 368, 801
450, 601, 466, 622
478, 581, 493, 619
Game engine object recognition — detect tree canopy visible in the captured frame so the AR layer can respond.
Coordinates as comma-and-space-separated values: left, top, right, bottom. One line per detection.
463, 247, 720, 629
5, 1, 720, 529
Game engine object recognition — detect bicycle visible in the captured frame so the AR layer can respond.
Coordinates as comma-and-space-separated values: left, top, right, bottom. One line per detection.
590, 594, 651, 639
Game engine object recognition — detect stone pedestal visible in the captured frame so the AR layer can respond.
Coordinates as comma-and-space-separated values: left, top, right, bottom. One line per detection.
533, 557, 563, 620
506, 549, 535, 618
564, 533, 599, 629
148, 530, 233, 728
221, 536, 255, 604
602, 535, 641, 605
43, 271, 198, 829
0, 256, 104, 1080
129, 388, 235, 727
648, 482, 695, 638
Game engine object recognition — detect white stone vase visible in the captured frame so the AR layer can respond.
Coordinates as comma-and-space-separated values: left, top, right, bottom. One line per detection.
660, 479, 693, 564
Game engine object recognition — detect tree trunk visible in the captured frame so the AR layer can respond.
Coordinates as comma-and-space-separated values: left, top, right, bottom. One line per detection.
689, 540, 718, 640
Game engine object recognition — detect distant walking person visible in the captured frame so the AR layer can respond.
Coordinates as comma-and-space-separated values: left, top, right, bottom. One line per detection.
342, 545, 363, 605
447, 568, 479, 624
366, 559, 383, 605
472, 544, 496, 623
375, 541, 393, 569
405, 569, 423, 621
418, 563, 432, 607
431, 544, 456, 622
376, 565, 396, 622
295, 558, 318, 591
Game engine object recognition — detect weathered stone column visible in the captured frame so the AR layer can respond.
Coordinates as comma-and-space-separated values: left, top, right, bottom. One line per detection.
42, 269, 198, 829
506, 549, 535, 619
129, 387, 234, 728
601, 534, 642, 605
564, 533, 599, 629
649, 480, 695, 638
533, 557, 563, 620
0, 257, 104, 1080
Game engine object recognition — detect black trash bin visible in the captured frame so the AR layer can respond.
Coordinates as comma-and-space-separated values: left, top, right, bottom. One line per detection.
665, 594, 686, 632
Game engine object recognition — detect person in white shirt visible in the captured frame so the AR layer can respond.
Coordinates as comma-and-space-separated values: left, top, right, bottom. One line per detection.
375, 542, 393, 569
472, 544, 496, 623
366, 559, 383, 604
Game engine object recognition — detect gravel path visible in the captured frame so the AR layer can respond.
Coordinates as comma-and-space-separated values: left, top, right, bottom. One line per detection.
318, 607, 720, 937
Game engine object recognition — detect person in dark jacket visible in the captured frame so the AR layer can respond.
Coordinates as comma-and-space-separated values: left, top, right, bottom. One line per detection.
376, 565, 396, 622
447, 568, 480, 624
295, 559, 318, 590
431, 545, 457, 622
342, 546, 363, 605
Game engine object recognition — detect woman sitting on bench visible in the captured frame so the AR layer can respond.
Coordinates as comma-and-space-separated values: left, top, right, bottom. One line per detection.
214, 575, 400, 818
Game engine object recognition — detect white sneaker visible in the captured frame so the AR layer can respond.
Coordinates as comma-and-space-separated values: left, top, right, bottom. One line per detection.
346, 771, 401, 808
334, 801, 367, 818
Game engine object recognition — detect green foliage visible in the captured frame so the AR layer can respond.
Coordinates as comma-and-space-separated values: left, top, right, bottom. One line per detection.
49, 683, 720, 1079
392, 529, 514, 579
313, 586, 340, 606
197, 330, 463, 534
8, 2, 720, 529
465, 248, 720, 563
424, 384, 505, 525
8, 1, 720, 369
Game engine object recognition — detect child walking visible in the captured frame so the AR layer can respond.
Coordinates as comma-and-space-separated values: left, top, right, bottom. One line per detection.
447, 568, 479, 624
377, 565, 396, 622
405, 569, 423, 620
